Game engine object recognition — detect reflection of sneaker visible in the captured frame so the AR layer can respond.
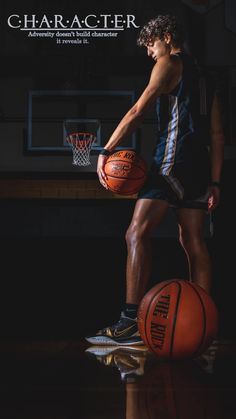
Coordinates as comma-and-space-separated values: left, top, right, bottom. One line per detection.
85, 311, 143, 346
85, 345, 150, 382
194, 340, 219, 374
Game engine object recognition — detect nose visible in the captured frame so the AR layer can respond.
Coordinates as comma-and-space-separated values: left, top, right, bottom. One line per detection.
147, 46, 152, 56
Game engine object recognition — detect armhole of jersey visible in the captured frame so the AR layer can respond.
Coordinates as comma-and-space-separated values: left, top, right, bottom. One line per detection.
168, 54, 183, 94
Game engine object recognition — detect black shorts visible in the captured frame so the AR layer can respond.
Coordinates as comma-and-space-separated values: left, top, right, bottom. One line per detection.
138, 164, 210, 210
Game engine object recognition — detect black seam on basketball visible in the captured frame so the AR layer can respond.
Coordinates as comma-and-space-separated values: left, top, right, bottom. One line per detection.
106, 159, 147, 173
187, 282, 207, 357
169, 281, 182, 358
143, 280, 177, 354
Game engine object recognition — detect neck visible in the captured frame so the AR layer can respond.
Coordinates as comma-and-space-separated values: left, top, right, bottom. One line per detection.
170, 46, 182, 55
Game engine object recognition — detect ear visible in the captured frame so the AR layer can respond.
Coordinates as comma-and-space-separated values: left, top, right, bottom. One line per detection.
164, 33, 172, 45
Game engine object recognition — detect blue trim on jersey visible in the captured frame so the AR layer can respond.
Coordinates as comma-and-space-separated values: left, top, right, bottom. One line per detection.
159, 95, 179, 175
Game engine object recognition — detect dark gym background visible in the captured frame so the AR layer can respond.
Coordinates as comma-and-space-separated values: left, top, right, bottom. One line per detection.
0, 0, 236, 340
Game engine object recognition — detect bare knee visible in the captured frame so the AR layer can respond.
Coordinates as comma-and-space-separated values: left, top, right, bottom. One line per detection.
125, 222, 150, 248
179, 230, 205, 255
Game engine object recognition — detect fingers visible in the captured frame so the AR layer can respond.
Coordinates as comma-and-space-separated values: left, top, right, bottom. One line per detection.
207, 196, 218, 213
98, 168, 108, 189
207, 202, 215, 213
207, 187, 221, 213
97, 155, 108, 189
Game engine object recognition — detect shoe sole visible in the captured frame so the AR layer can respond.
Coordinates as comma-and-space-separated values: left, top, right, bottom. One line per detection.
85, 336, 144, 346
85, 345, 148, 356
85, 346, 119, 356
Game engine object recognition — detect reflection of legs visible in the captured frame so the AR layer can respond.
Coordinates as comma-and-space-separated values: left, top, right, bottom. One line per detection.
126, 383, 142, 419
176, 208, 212, 293
125, 199, 170, 304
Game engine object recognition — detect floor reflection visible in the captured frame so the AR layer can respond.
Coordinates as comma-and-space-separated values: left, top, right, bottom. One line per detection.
85, 345, 150, 382
85, 340, 236, 419
0, 339, 235, 418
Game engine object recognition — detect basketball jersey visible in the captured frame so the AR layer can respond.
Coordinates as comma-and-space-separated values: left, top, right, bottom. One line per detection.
154, 52, 215, 176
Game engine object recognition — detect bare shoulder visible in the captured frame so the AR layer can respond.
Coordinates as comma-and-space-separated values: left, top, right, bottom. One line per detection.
156, 53, 181, 68
150, 54, 182, 93
152, 54, 182, 78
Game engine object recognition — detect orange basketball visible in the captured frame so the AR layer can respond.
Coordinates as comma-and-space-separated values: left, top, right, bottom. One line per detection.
104, 150, 147, 195
137, 279, 219, 360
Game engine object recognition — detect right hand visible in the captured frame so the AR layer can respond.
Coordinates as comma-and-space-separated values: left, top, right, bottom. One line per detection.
97, 154, 109, 189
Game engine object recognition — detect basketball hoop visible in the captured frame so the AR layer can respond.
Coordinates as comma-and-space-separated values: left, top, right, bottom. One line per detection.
66, 132, 96, 166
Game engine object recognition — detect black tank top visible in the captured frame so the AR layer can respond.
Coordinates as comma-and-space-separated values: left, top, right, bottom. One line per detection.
154, 52, 214, 176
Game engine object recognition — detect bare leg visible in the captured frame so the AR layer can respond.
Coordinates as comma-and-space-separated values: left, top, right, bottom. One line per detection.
125, 199, 169, 304
176, 208, 212, 293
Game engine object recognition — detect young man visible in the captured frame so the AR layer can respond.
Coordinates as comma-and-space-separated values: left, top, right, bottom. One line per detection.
86, 15, 225, 346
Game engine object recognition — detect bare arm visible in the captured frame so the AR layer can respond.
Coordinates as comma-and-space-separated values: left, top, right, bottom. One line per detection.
210, 94, 225, 182
208, 93, 225, 211
97, 55, 179, 187
103, 55, 179, 152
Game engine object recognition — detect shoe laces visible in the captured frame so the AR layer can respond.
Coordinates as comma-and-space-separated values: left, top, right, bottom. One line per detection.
117, 311, 136, 324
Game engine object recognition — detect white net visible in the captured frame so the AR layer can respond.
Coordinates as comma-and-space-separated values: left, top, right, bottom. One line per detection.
66, 132, 96, 166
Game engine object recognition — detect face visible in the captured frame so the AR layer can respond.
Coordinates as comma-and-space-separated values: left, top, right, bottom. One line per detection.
146, 35, 171, 61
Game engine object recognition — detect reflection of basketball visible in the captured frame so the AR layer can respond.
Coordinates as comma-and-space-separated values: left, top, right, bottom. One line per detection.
138, 360, 215, 419
104, 150, 147, 195
138, 279, 219, 360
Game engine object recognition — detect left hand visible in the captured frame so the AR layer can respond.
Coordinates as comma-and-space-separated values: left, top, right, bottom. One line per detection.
207, 186, 221, 212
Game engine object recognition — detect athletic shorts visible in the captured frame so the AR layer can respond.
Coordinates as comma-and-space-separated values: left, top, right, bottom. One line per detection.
137, 164, 210, 210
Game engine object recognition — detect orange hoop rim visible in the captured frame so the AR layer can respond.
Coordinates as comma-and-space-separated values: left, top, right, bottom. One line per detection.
66, 132, 95, 141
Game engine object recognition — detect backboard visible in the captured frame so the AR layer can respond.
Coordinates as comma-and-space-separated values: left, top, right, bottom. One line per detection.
27, 89, 137, 154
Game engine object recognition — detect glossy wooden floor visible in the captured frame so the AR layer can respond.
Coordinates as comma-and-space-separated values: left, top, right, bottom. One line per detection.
0, 339, 236, 418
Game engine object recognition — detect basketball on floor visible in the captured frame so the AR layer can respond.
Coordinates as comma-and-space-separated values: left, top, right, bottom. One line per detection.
138, 279, 219, 360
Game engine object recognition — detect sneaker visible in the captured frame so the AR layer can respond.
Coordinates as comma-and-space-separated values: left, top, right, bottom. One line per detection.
85, 311, 143, 346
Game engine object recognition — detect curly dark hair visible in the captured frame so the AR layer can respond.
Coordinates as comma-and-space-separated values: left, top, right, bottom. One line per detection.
137, 14, 185, 47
